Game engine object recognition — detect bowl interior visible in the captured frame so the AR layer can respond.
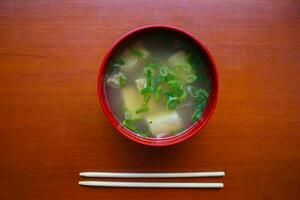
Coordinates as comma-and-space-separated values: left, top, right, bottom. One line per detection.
98, 25, 219, 146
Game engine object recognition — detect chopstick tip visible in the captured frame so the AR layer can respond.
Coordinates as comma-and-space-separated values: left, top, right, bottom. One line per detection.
79, 181, 88, 186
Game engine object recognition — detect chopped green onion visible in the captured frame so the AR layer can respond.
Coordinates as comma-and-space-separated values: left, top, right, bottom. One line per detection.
198, 88, 209, 98
165, 74, 176, 81
139, 68, 153, 106
178, 91, 187, 102
196, 101, 206, 110
108, 58, 125, 74
155, 86, 162, 101
188, 86, 199, 97
143, 93, 151, 104
159, 66, 168, 77
135, 130, 149, 137
129, 118, 143, 122
144, 67, 155, 76
119, 76, 126, 88
122, 119, 137, 131
135, 106, 149, 114
166, 96, 178, 110
168, 80, 183, 97
141, 87, 154, 95
186, 74, 197, 83
122, 118, 145, 136
192, 109, 203, 123
154, 76, 166, 84
146, 68, 153, 87
131, 48, 144, 58
146, 63, 161, 69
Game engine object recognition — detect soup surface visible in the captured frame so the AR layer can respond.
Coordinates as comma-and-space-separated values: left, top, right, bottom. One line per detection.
105, 32, 211, 138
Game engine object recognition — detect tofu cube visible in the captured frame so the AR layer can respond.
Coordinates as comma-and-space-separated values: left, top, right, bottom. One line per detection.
145, 111, 183, 135
120, 42, 149, 73
121, 87, 143, 119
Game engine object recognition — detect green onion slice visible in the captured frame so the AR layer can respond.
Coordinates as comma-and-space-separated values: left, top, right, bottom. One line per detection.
159, 66, 169, 77
131, 48, 144, 58
155, 86, 162, 101
186, 74, 197, 83
135, 106, 149, 114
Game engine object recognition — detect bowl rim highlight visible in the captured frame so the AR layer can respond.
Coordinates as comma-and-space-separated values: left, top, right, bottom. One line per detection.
98, 25, 219, 147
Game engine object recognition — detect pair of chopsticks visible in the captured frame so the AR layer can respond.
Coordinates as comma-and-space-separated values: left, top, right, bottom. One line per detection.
79, 171, 225, 189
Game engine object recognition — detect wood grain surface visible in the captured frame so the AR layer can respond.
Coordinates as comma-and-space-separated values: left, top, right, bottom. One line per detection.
0, 0, 299, 199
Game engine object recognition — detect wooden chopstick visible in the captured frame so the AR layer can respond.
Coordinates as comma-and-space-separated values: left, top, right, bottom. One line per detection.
79, 171, 225, 178
79, 181, 224, 188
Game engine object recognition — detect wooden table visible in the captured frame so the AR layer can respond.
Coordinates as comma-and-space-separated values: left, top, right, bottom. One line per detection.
0, 0, 299, 199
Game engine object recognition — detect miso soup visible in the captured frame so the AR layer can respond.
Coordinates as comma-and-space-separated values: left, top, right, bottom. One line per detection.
105, 31, 211, 138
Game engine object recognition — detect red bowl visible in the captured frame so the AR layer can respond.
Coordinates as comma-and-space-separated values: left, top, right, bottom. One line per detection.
98, 25, 219, 147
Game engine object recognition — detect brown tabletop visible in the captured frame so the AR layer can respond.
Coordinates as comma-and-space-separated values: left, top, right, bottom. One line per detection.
0, 0, 299, 199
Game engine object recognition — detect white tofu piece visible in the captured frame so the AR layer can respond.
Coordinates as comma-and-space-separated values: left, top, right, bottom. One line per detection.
122, 84, 162, 120
135, 77, 163, 114
168, 51, 190, 67
132, 41, 150, 58
145, 111, 183, 135
121, 86, 143, 119
120, 42, 149, 73
168, 51, 196, 83
106, 72, 126, 89
120, 50, 139, 72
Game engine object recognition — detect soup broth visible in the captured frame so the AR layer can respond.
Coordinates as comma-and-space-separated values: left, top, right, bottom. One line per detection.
105, 31, 211, 138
